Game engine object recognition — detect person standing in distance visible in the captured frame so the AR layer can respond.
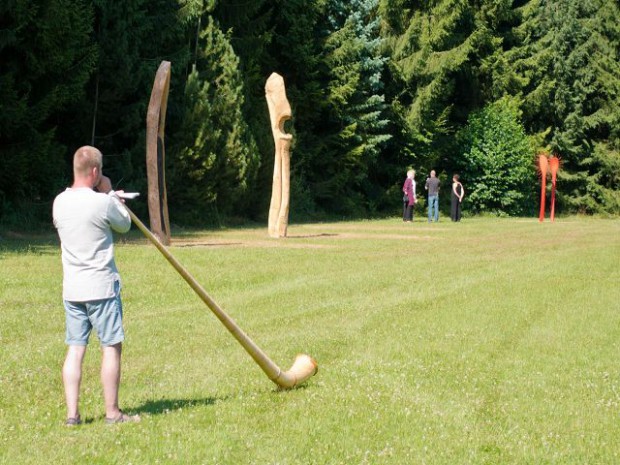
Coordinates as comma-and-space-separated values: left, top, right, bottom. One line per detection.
53, 146, 140, 425
425, 170, 440, 222
451, 174, 465, 222
402, 169, 417, 222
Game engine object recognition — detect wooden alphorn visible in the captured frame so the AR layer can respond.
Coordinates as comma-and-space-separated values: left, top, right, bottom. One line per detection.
123, 203, 318, 389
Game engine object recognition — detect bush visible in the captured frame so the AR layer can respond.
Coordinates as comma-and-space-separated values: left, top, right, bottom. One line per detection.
458, 97, 537, 216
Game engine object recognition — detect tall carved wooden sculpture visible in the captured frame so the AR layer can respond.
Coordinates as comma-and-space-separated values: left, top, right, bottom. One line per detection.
147, 61, 172, 245
265, 73, 293, 238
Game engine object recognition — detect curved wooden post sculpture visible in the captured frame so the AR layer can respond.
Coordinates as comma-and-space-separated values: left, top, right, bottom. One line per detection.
121, 201, 318, 389
538, 153, 548, 222
265, 73, 293, 238
549, 156, 560, 222
147, 61, 172, 245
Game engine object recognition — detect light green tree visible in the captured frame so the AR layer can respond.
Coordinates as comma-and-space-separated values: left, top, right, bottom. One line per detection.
458, 97, 536, 216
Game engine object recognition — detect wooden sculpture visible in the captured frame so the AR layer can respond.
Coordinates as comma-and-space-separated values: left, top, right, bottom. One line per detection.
265, 73, 293, 238
146, 61, 172, 245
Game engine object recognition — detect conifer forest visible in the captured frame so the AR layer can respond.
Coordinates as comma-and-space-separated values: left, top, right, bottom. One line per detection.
1, 0, 619, 226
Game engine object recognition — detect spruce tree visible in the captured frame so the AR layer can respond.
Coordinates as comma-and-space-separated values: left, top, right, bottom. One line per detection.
322, 0, 392, 215
169, 14, 259, 225
380, 0, 509, 179
503, 0, 620, 214
212, 0, 276, 220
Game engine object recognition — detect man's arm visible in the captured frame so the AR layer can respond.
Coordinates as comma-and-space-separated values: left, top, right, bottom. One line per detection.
107, 196, 131, 233
97, 175, 130, 233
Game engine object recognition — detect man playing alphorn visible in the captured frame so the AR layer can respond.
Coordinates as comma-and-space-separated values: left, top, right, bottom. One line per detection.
53, 146, 139, 425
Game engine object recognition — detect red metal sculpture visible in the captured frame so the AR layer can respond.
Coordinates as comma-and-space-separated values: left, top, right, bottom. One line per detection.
549, 156, 560, 222
538, 153, 549, 222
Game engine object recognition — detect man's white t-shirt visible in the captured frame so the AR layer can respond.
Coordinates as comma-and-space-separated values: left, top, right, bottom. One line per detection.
53, 188, 131, 302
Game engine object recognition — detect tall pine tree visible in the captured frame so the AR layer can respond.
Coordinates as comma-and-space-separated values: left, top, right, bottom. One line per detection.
212, 0, 277, 220
381, 0, 503, 166
501, 0, 620, 213
169, 12, 259, 225
321, 0, 392, 215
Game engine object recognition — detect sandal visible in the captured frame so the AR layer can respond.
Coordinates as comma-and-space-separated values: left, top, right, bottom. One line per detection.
104, 410, 140, 424
65, 415, 82, 426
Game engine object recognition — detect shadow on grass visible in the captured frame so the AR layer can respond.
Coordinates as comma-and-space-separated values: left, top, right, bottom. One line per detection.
129, 397, 222, 416
0, 231, 58, 255
175, 242, 243, 248
285, 233, 338, 239
67, 398, 221, 425
0, 228, 340, 254
0, 229, 150, 254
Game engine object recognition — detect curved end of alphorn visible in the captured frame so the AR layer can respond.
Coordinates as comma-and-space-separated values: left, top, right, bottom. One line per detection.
272, 354, 318, 390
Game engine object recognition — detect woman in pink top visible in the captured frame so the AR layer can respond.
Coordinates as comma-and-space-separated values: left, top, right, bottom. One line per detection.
402, 169, 417, 222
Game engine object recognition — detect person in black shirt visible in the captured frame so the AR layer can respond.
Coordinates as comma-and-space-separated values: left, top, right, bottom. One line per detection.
451, 174, 464, 222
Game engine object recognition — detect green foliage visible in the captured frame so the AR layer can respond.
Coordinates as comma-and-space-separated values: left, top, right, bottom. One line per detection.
169, 16, 259, 225
84, 0, 191, 193
500, 0, 620, 214
321, 0, 392, 215
458, 96, 536, 215
212, 0, 277, 220
275, 1, 333, 216
579, 141, 620, 214
380, 0, 510, 176
0, 0, 96, 215
1, 0, 619, 226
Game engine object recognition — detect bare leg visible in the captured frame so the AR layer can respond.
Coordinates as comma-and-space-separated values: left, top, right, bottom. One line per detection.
101, 342, 122, 418
63, 345, 87, 420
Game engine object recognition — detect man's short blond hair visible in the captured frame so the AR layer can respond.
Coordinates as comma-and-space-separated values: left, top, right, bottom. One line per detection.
407, 169, 415, 177
73, 146, 102, 178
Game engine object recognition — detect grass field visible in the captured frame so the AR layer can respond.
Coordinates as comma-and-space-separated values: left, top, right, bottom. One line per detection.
1, 216, 619, 464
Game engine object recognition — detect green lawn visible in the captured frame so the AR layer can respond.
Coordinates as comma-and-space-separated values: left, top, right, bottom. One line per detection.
1, 217, 619, 464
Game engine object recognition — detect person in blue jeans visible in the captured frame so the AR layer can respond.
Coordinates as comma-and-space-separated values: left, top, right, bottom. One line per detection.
425, 170, 440, 222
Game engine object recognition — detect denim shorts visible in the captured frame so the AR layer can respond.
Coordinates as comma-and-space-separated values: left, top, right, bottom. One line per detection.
64, 281, 125, 346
